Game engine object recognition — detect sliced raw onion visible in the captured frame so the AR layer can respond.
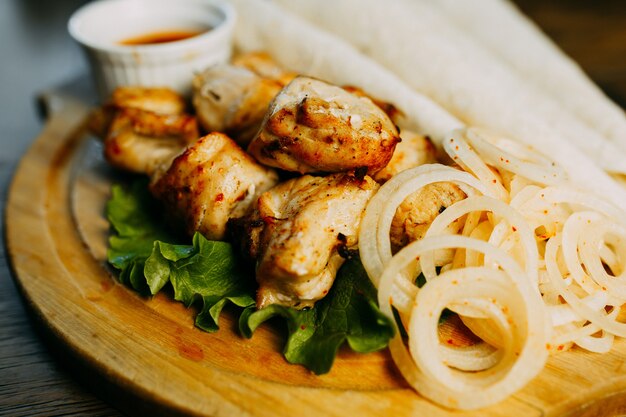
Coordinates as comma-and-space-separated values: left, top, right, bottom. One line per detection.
359, 164, 490, 287
357, 126, 626, 410
463, 127, 567, 185
377, 234, 548, 410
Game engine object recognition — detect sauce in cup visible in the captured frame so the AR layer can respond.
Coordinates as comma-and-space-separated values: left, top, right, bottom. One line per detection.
119, 29, 207, 46
68, 0, 235, 99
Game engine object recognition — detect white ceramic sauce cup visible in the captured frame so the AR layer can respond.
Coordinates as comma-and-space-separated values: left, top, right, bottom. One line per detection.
69, 0, 235, 100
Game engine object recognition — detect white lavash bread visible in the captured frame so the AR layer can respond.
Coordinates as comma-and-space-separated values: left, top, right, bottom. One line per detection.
229, 0, 626, 208
276, 0, 626, 174
268, 0, 626, 206
272, 0, 626, 175
422, 0, 626, 153
229, 0, 463, 143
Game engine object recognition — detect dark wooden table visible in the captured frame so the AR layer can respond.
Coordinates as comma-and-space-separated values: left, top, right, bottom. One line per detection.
1, 1, 624, 416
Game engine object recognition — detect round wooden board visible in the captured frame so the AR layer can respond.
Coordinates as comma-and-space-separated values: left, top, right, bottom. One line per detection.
6, 97, 626, 417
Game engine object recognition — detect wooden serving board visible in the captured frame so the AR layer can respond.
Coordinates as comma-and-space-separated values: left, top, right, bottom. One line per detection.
6, 97, 626, 417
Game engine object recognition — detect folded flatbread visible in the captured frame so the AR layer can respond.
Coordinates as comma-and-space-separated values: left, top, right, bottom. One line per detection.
230, 0, 626, 207
422, 0, 626, 153
273, 0, 626, 174
230, 0, 463, 142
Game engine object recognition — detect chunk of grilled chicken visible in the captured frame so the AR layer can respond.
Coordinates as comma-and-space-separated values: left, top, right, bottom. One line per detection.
238, 173, 379, 309
90, 86, 198, 176
232, 51, 297, 86
110, 86, 187, 114
89, 87, 187, 138
248, 76, 401, 175
104, 107, 199, 175
150, 132, 279, 240
373, 131, 437, 183
341, 85, 403, 126
192, 64, 284, 146
390, 181, 466, 250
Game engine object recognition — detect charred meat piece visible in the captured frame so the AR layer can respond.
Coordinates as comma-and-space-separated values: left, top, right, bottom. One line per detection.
341, 85, 403, 126
390, 182, 466, 250
232, 51, 297, 86
373, 131, 437, 183
247, 76, 401, 175
192, 64, 284, 146
89, 87, 187, 137
239, 172, 379, 309
104, 107, 199, 175
150, 132, 279, 240
108, 86, 187, 114
90, 86, 199, 176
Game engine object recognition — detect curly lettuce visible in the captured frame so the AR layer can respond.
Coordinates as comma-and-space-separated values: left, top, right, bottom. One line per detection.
106, 179, 393, 373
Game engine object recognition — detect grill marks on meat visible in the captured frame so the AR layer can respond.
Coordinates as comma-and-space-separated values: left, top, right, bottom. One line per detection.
390, 182, 466, 250
231, 51, 297, 86
373, 131, 437, 183
104, 108, 199, 176
192, 54, 296, 146
90, 86, 200, 176
192, 65, 283, 146
150, 132, 279, 240
97, 64, 460, 310
236, 173, 379, 309
109, 86, 187, 115
341, 85, 403, 126
247, 76, 401, 175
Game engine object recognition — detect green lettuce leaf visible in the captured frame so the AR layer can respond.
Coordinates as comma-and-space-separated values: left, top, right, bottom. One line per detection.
240, 256, 395, 374
144, 234, 256, 332
106, 179, 394, 373
106, 179, 175, 293
106, 180, 255, 331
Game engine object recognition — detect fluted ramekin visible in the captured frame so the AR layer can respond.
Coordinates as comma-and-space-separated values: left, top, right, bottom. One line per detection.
69, 0, 235, 100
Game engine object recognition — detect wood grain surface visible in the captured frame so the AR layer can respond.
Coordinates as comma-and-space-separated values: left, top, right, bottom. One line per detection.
8, 90, 626, 417
1, 1, 625, 416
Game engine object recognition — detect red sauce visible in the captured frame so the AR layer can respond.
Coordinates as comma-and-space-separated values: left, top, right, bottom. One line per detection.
176, 338, 205, 362
119, 29, 205, 46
